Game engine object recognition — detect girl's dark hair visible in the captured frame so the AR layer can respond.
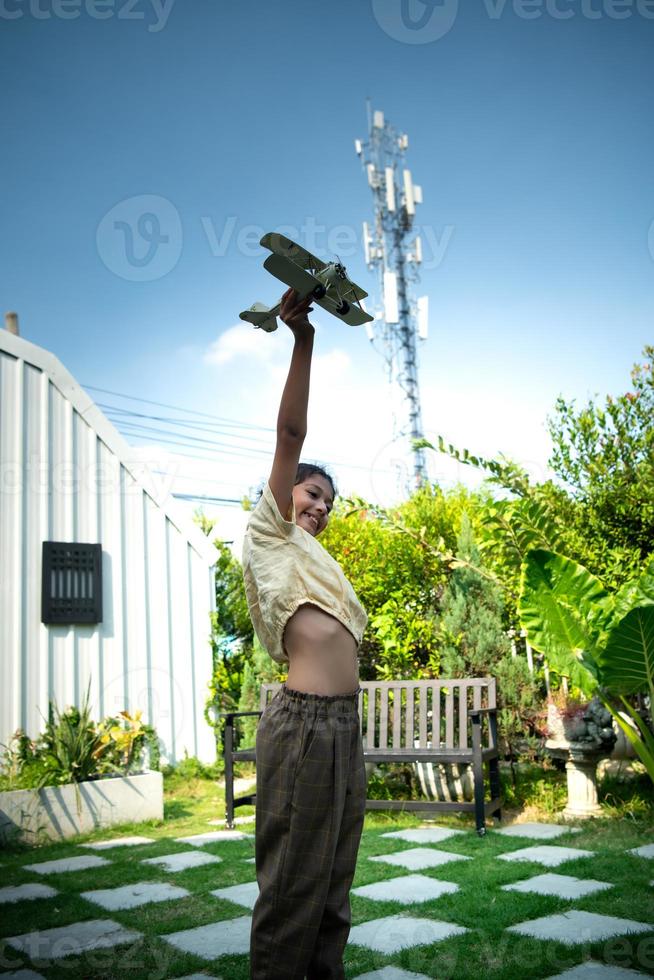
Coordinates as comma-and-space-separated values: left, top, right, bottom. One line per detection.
254, 462, 337, 502
294, 462, 337, 499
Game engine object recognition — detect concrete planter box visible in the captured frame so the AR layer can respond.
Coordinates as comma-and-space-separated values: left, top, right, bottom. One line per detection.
0, 771, 163, 844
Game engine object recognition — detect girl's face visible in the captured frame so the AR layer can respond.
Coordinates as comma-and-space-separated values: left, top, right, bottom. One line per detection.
292, 475, 334, 537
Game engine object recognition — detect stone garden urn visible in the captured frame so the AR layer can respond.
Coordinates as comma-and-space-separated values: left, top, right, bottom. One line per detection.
545, 697, 616, 818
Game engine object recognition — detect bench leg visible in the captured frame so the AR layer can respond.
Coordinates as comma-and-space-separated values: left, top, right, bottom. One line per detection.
224, 723, 235, 829
490, 756, 501, 825
472, 720, 486, 836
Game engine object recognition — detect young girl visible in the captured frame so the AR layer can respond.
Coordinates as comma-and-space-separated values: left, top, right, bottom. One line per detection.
242, 287, 368, 980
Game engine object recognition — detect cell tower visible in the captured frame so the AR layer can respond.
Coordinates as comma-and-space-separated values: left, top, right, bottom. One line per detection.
355, 106, 429, 490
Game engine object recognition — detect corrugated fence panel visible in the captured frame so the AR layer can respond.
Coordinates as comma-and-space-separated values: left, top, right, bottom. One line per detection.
96, 437, 125, 720
190, 540, 215, 761
74, 410, 102, 716
49, 384, 77, 712
121, 467, 149, 724
0, 351, 22, 738
0, 336, 216, 764
143, 494, 175, 759
23, 365, 49, 739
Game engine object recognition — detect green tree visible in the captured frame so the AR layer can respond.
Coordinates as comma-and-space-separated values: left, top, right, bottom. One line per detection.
439, 516, 540, 757
546, 346, 654, 586
194, 513, 255, 726
320, 483, 479, 679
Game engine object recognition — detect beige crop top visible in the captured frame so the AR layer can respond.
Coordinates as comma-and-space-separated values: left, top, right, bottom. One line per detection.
242, 482, 368, 665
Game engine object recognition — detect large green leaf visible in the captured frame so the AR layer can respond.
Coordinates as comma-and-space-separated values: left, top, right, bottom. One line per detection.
596, 605, 654, 701
612, 558, 654, 623
518, 549, 608, 695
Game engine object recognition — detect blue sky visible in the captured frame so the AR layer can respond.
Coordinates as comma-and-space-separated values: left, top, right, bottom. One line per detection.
2, 0, 653, 543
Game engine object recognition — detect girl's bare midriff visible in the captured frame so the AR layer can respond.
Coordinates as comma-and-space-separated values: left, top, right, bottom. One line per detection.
284, 603, 359, 695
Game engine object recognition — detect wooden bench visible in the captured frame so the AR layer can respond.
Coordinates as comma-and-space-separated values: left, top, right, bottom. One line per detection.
223, 678, 502, 836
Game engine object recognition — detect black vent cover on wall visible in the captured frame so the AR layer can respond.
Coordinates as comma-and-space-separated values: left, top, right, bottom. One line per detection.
41, 542, 103, 625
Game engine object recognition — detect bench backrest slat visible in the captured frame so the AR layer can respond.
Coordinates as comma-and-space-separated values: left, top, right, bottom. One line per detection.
259, 678, 496, 750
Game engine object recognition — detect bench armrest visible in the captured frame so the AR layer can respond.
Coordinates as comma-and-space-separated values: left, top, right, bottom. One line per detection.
469, 707, 497, 719
223, 711, 263, 726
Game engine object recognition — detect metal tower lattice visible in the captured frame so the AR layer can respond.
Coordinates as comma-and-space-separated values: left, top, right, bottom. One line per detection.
356, 106, 429, 490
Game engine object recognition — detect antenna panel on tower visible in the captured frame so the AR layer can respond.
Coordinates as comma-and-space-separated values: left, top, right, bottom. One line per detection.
403, 169, 415, 216
354, 139, 362, 156
413, 184, 423, 204
385, 167, 396, 212
373, 110, 384, 129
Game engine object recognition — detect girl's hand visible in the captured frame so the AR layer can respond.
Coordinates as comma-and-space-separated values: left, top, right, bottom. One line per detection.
280, 288, 314, 338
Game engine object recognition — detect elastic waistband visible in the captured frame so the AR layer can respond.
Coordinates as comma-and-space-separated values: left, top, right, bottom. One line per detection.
277, 683, 360, 713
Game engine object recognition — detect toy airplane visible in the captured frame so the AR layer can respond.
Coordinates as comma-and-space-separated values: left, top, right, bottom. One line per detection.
240, 232, 374, 332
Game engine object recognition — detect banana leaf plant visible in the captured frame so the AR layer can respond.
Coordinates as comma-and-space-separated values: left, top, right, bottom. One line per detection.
518, 549, 654, 782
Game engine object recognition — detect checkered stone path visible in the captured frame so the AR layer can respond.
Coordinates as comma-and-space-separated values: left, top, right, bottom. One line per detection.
546, 962, 651, 979
507, 909, 652, 945
628, 843, 654, 859
210, 880, 259, 909
496, 822, 582, 840
81, 835, 155, 849
353, 968, 434, 980
353, 873, 458, 904
6, 919, 141, 960
369, 847, 470, 871
81, 881, 189, 910
0, 883, 58, 903
381, 827, 464, 844
502, 872, 613, 899
174, 830, 253, 845
4, 824, 653, 976
1, 972, 47, 979
163, 915, 252, 958
23, 855, 111, 875
348, 914, 467, 954
142, 850, 222, 872
498, 845, 595, 867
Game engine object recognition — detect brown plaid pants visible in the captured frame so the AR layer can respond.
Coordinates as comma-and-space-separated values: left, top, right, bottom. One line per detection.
250, 684, 366, 980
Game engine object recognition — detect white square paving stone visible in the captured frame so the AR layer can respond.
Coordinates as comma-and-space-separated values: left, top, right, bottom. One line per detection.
507, 910, 652, 945
81, 836, 155, 849
82, 881, 189, 910
628, 843, 654, 859
210, 880, 259, 909
381, 827, 464, 844
6, 919, 141, 960
546, 962, 650, 979
174, 830, 253, 845
353, 968, 434, 980
23, 855, 110, 875
496, 822, 581, 840
348, 914, 466, 954
369, 847, 470, 871
498, 845, 595, 868
142, 851, 222, 872
1, 971, 48, 979
207, 815, 255, 826
502, 873, 613, 900
174, 975, 222, 979
163, 915, 252, 958
353, 873, 458, 904
0, 883, 58, 903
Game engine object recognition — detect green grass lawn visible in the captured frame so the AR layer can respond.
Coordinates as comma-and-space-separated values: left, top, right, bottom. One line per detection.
0, 769, 653, 979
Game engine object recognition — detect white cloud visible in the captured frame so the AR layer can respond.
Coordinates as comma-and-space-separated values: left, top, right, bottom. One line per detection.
204, 323, 287, 366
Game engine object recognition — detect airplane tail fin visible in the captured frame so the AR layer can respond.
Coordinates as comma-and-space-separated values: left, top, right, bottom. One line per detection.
239, 301, 279, 332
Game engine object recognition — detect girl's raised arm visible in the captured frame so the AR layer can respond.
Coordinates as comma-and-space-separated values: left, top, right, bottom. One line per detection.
268, 288, 315, 520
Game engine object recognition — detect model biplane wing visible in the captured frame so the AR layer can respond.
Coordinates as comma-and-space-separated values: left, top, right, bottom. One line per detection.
240, 231, 373, 332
